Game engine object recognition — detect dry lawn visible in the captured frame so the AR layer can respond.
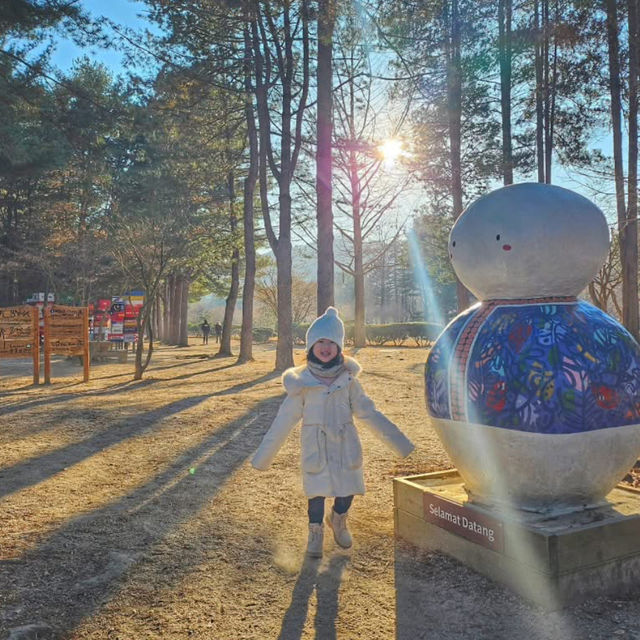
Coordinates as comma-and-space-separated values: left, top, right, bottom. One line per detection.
1, 339, 639, 640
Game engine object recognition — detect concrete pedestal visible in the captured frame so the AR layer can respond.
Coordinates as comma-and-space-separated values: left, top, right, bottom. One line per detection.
393, 470, 640, 609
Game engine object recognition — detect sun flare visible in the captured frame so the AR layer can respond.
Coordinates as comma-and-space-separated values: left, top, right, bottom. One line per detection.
378, 138, 403, 164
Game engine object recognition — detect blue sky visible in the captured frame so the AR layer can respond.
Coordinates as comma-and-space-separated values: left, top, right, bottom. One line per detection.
51, 0, 156, 74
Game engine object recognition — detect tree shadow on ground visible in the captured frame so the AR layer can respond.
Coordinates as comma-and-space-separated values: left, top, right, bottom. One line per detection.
58, 360, 269, 388
210, 371, 280, 396
0, 407, 109, 443
167, 363, 272, 384
0, 370, 280, 453
0, 361, 275, 420
0, 379, 159, 418
0, 383, 38, 397
0, 394, 212, 499
49, 356, 212, 387
393, 540, 640, 640
278, 554, 350, 640
394, 542, 512, 640
0, 345, 256, 393
0, 395, 281, 638
394, 541, 550, 640
365, 370, 411, 382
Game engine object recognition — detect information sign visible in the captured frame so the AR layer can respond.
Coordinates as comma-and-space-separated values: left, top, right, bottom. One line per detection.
44, 305, 89, 383
0, 306, 39, 384
423, 493, 504, 552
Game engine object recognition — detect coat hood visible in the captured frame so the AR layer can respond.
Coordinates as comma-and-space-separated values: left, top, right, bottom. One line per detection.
282, 356, 361, 395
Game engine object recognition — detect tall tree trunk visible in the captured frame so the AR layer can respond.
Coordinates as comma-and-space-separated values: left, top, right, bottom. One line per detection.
274, 186, 294, 370
156, 284, 161, 343
172, 275, 183, 346
178, 273, 189, 347
379, 251, 387, 323
168, 273, 179, 345
351, 150, 366, 348
548, 0, 559, 183
275, 234, 293, 368
534, 0, 545, 182
627, 0, 639, 338
161, 281, 169, 343
134, 303, 154, 380
354, 251, 365, 347
498, 0, 513, 185
251, 0, 309, 371
152, 294, 158, 342
316, 0, 335, 314
165, 276, 172, 344
447, 0, 470, 310
393, 243, 400, 320
542, 0, 552, 183
218, 171, 240, 357
273, 5, 297, 372
238, 19, 259, 365
606, 0, 638, 337
218, 254, 239, 357
157, 285, 163, 343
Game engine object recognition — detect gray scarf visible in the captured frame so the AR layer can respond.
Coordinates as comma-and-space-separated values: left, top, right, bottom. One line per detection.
307, 359, 345, 380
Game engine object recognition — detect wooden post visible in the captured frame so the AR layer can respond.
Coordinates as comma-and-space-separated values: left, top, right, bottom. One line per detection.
32, 306, 40, 385
82, 306, 90, 382
43, 305, 51, 384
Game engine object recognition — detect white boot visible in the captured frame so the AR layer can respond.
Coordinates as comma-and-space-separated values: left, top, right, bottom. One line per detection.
326, 508, 353, 549
307, 523, 324, 558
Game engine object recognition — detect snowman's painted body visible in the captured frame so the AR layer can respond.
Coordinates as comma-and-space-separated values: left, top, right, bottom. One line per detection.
425, 183, 640, 513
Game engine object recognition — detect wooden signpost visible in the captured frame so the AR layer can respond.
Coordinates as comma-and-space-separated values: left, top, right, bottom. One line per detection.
43, 305, 90, 384
0, 306, 39, 384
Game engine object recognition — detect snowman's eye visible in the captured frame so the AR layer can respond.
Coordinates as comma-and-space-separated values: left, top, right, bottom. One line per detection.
496, 234, 501, 241
452, 241, 456, 247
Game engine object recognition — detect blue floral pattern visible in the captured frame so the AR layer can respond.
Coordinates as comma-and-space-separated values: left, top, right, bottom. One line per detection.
425, 304, 478, 420
425, 301, 640, 434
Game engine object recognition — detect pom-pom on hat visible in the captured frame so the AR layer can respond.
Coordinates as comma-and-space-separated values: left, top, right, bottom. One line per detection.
306, 306, 345, 351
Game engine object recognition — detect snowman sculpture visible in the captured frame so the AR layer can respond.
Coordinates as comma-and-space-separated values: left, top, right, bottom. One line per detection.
425, 183, 640, 514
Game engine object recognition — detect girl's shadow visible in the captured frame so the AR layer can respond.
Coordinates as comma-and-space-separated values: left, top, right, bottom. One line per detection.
278, 553, 350, 640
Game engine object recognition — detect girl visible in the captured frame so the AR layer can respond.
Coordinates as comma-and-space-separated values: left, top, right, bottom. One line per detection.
252, 307, 414, 558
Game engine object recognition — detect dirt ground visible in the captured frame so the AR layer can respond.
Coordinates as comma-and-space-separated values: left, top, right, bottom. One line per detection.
1, 339, 640, 640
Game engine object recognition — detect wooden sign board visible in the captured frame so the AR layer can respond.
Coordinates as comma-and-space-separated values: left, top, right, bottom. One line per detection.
423, 492, 504, 553
49, 306, 84, 319
49, 338, 84, 353
0, 325, 33, 339
0, 306, 39, 384
0, 306, 33, 323
0, 339, 34, 356
44, 305, 90, 383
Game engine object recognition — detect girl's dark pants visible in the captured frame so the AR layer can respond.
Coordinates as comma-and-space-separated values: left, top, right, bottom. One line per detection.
308, 496, 353, 523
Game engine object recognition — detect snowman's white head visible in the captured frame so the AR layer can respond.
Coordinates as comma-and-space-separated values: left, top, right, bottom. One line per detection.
448, 183, 609, 301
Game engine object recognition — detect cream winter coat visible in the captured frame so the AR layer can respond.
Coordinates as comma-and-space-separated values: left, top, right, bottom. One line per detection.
251, 356, 414, 497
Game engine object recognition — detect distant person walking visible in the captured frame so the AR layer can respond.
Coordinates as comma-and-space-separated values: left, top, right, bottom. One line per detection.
214, 321, 222, 344
201, 319, 211, 345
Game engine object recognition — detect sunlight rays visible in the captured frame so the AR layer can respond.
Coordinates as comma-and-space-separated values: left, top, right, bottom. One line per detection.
406, 228, 446, 328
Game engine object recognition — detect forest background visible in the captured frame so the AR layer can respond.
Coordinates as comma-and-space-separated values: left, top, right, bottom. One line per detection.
1, 0, 639, 376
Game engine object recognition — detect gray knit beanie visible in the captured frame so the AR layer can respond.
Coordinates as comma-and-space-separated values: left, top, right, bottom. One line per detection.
305, 306, 345, 351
